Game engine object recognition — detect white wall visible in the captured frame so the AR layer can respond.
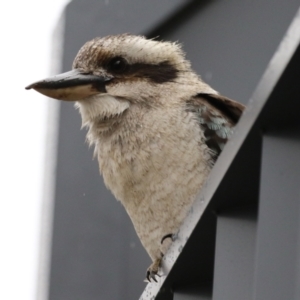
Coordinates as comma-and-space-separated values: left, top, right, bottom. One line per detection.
0, 1, 69, 299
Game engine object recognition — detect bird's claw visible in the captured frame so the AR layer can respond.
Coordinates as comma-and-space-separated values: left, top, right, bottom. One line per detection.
145, 258, 161, 283
161, 233, 175, 244
146, 269, 161, 283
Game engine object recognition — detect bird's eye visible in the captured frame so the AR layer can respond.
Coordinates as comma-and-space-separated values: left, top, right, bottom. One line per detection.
107, 57, 128, 73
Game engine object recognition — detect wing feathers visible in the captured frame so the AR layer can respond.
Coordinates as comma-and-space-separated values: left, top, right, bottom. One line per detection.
187, 93, 245, 162
197, 93, 245, 123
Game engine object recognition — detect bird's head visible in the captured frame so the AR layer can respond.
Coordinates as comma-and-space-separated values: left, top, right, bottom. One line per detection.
26, 34, 214, 132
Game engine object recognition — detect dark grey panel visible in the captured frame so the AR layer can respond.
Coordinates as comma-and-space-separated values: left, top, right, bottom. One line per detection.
213, 209, 257, 300
50, 1, 193, 299
254, 133, 300, 300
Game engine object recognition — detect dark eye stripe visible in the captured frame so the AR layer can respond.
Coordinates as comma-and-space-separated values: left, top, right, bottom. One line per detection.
104, 59, 178, 84
129, 61, 178, 83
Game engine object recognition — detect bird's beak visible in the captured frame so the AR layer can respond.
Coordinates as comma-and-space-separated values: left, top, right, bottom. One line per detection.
25, 69, 112, 101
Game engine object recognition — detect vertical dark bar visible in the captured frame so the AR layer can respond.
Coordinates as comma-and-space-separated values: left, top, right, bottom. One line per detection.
254, 133, 300, 299
47, 1, 193, 300
213, 209, 257, 300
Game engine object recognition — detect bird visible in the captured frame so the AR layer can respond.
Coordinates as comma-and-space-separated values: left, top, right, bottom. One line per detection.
26, 34, 245, 282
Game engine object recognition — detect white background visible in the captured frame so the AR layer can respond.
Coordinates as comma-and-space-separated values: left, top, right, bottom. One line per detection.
0, 1, 69, 299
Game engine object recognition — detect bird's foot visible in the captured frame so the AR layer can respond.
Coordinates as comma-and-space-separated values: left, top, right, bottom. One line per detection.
161, 233, 176, 244
146, 258, 162, 283
145, 234, 177, 282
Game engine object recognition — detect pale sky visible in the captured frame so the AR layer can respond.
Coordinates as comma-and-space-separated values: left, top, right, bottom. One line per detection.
0, 1, 69, 299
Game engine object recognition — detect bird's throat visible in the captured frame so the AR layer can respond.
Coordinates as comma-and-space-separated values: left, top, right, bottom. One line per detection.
76, 94, 130, 125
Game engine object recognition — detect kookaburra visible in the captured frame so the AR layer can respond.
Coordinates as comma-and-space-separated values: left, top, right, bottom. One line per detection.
26, 34, 245, 282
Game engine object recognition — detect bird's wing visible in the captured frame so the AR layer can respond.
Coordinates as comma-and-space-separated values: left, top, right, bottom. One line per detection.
186, 93, 245, 162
